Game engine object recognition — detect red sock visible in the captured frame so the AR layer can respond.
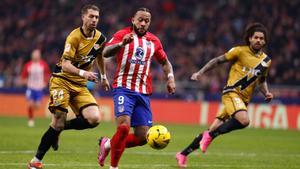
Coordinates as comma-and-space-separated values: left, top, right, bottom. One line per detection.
125, 134, 144, 148
110, 125, 130, 167
28, 107, 33, 120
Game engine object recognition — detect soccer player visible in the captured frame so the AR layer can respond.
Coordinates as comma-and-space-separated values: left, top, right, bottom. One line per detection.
97, 8, 176, 169
176, 23, 274, 168
27, 4, 110, 169
21, 49, 50, 127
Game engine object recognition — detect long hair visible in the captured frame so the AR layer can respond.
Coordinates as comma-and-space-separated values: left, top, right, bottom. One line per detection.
243, 23, 268, 46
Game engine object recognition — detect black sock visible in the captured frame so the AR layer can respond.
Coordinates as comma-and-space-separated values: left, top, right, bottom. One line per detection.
181, 134, 203, 156
209, 118, 246, 139
64, 117, 97, 130
35, 127, 60, 160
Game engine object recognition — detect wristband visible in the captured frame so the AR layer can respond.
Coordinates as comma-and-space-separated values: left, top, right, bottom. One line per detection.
167, 73, 174, 79
101, 74, 107, 80
79, 69, 86, 77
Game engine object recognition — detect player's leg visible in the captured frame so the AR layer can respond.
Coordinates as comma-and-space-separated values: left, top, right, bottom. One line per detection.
64, 87, 100, 130
200, 93, 249, 153
110, 115, 131, 168
29, 89, 43, 127
125, 94, 152, 148
176, 119, 224, 168
25, 89, 35, 127
28, 110, 67, 169
107, 89, 135, 168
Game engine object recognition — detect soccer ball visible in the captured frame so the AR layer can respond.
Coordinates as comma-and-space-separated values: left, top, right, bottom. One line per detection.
146, 125, 171, 150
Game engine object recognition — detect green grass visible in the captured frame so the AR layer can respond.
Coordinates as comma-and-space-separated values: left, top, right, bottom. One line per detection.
0, 116, 299, 169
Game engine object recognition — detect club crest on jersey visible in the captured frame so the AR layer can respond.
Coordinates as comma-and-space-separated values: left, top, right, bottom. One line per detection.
135, 47, 144, 60
118, 105, 125, 113
94, 44, 100, 50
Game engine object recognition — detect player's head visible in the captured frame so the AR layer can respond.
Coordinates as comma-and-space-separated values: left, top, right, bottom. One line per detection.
244, 23, 268, 51
31, 49, 41, 62
132, 7, 151, 36
81, 4, 100, 31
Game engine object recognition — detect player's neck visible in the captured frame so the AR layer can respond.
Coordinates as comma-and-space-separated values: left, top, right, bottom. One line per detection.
249, 46, 262, 55
81, 26, 94, 38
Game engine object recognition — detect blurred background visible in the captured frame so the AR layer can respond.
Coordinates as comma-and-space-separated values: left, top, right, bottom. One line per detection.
0, 0, 299, 103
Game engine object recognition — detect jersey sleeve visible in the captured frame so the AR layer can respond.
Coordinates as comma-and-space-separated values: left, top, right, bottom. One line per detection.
105, 31, 124, 46
263, 60, 272, 77
224, 47, 241, 61
62, 35, 78, 61
153, 39, 167, 64
21, 63, 29, 80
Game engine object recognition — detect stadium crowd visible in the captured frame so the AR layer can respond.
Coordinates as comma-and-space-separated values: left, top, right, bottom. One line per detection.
0, 0, 299, 99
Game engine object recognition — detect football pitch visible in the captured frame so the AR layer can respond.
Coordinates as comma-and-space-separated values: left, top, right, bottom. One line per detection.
0, 116, 299, 169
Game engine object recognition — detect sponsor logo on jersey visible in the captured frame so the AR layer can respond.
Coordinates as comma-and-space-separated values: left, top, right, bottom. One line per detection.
94, 44, 100, 50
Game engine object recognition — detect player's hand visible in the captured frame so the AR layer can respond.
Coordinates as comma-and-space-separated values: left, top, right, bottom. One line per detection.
100, 79, 110, 91
120, 33, 134, 47
166, 77, 176, 94
264, 92, 273, 102
191, 71, 203, 81
83, 71, 99, 82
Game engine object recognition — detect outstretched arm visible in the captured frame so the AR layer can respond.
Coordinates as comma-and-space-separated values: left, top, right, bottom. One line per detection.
161, 58, 176, 94
191, 54, 228, 81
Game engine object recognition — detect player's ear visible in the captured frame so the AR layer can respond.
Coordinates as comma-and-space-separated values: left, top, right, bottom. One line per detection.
131, 17, 135, 25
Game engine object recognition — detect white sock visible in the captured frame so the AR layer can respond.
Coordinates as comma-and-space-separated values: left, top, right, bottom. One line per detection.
31, 157, 41, 162
104, 138, 111, 149
110, 166, 118, 169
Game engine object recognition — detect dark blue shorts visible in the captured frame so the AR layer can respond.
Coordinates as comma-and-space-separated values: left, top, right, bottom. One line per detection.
113, 88, 152, 127
26, 88, 43, 102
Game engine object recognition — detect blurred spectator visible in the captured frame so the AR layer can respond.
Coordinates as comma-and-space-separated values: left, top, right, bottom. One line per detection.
0, 0, 299, 99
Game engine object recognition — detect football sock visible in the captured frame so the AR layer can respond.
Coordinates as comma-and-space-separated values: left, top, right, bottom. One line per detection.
110, 125, 130, 167
64, 117, 97, 130
209, 117, 246, 138
28, 107, 33, 120
125, 134, 145, 148
181, 133, 203, 156
35, 126, 60, 160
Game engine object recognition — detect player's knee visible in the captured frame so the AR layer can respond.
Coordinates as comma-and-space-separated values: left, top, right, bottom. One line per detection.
86, 114, 101, 126
239, 118, 250, 127
51, 121, 65, 131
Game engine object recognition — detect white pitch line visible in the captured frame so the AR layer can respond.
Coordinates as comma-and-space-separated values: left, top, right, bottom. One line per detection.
0, 162, 279, 168
1, 150, 300, 158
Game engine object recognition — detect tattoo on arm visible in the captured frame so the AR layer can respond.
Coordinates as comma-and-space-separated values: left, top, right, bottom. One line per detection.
199, 55, 227, 74
103, 44, 122, 58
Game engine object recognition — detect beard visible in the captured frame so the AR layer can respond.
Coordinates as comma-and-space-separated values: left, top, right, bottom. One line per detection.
133, 24, 147, 36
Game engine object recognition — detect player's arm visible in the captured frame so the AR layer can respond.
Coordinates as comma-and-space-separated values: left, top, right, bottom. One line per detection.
191, 55, 228, 81
103, 33, 134, 58
258, 76, 273, 102
61, 59, 98, 82
161, 58, 176, 94
96, 47, 110, 91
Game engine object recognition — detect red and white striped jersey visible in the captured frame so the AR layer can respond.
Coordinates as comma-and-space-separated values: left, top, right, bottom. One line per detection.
106, 27, 167, 94
21, 60, 50, 90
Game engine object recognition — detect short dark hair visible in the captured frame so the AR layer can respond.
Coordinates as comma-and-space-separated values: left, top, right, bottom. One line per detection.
243, 22, 268, 45
81, 4, 99, 15
134, 7, 151, 16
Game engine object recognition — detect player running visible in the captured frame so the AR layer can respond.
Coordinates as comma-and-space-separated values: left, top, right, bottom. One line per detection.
21, 49, 50, 127
97, 7, 176, 169
176, 23, 273, 168
27, 4, 110, 169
